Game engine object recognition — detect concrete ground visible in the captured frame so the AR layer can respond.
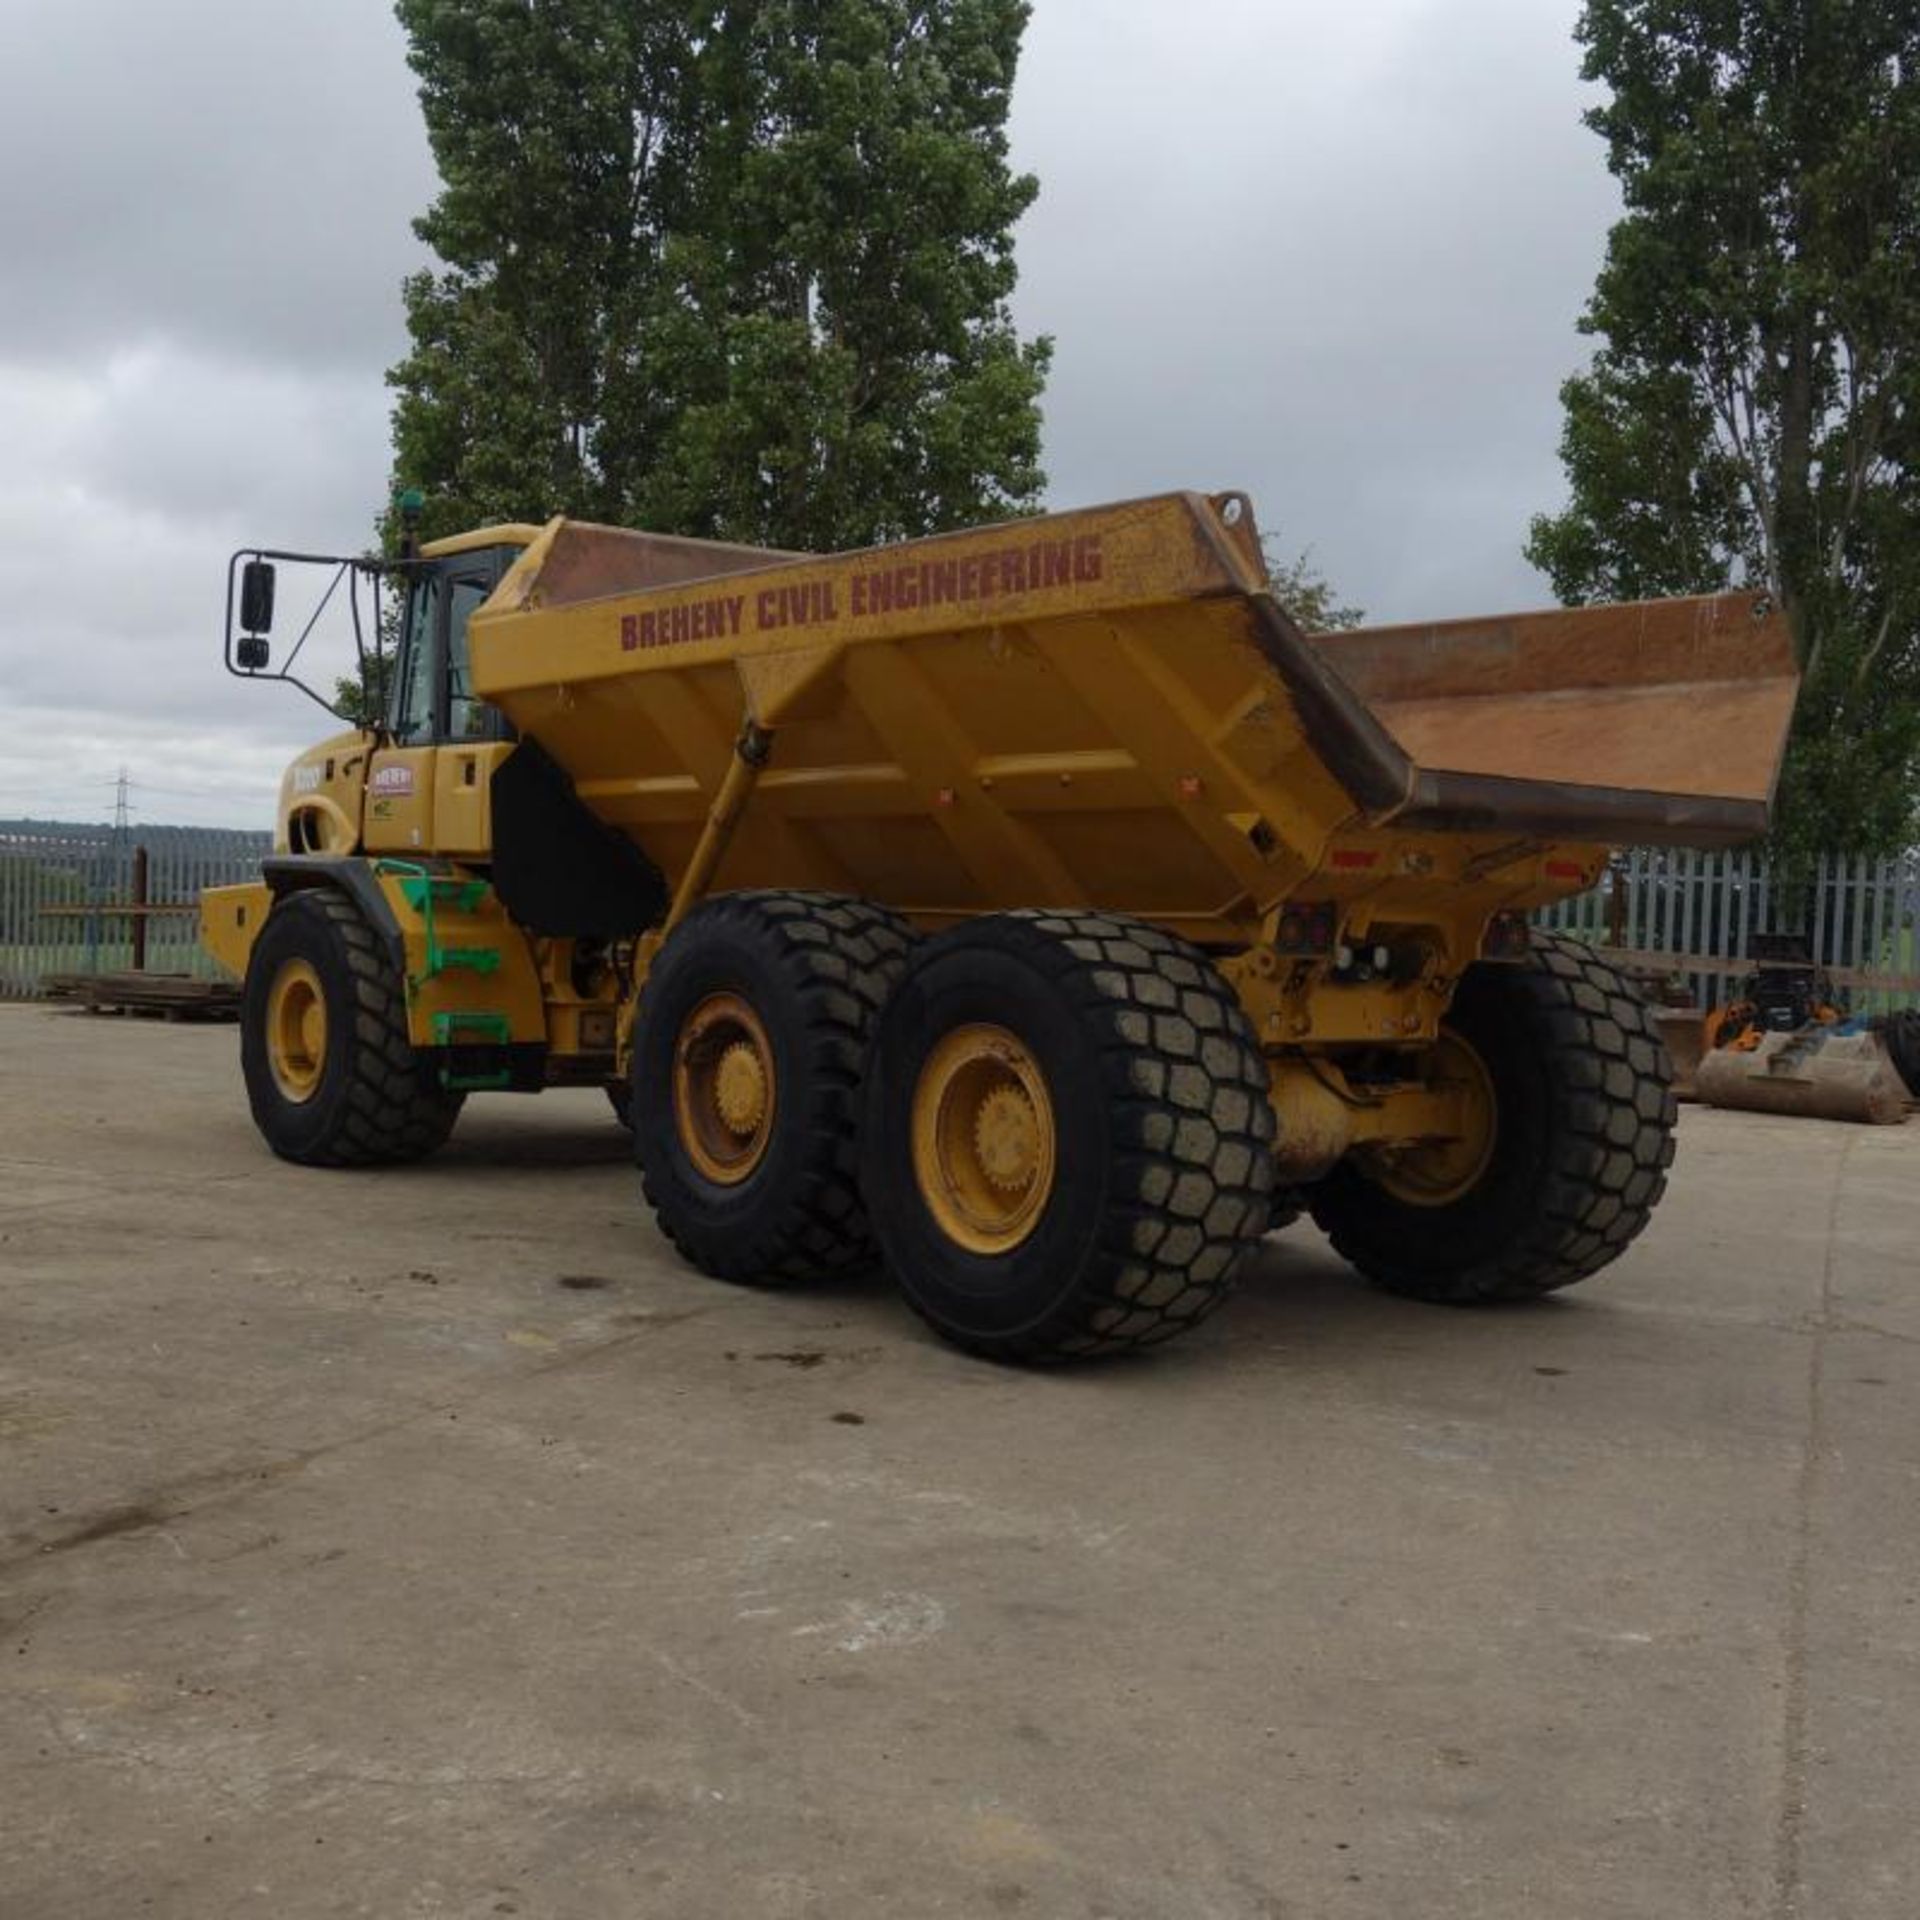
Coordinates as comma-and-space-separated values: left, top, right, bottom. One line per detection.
0, 1005, 1915, 1920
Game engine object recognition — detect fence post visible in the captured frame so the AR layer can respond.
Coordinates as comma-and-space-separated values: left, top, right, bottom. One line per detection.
2, 819, 274, 1001
131, 845, 149, 972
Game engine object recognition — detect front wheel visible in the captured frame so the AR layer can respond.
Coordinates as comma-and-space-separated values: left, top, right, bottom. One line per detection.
240, 888, 463, 1166
860, 911, 1276, 1362
1310, 932, 1677, 1303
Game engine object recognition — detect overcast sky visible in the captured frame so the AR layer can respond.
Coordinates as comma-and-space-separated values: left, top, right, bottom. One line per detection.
0, 0, 1618, 830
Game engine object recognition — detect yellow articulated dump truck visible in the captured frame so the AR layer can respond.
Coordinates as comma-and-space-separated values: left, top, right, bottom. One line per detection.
206, 490, 1798, 1360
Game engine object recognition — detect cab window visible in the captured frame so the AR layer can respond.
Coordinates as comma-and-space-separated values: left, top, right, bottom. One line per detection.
391, 576, 442, 745
446, 575, 494, 740
388, 559, 513, 745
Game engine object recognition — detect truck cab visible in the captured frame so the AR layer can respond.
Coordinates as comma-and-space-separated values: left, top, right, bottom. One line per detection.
276, 528, 538, 861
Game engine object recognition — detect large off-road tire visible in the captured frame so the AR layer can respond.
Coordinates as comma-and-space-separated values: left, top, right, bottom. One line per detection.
860, 911, 1276, 1363
240, 888, 463, 1167
1310, 931, 1677, 1303
1883, 1010, 1920, 1099
630, 891, 913, 1284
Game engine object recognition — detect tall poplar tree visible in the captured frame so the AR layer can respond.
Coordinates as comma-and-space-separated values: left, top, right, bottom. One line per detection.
1527, 3, 1920, 857
387, 0, 1049, 552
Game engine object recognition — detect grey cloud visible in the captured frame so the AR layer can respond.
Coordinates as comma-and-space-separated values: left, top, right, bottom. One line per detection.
1014, 0, 1616, 619
0, 0, 432, 372
0, 0, 1618, 828
63, 350, 392, 536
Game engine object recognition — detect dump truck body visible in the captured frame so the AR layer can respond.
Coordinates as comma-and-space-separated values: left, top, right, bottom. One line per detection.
205, 489, 1799, 1359
468, 491, 1792, 920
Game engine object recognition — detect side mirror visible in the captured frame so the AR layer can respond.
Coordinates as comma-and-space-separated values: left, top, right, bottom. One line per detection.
239, 559, 277, 635
237, 634, 271, 671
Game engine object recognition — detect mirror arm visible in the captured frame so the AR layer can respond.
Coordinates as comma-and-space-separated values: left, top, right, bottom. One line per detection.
223, 548, 407, 724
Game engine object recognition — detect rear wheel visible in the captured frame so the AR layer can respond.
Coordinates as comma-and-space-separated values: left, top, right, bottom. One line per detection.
1310, 931, 1676, 1303
1883, 1010, 1920, 1099
240, 888, 463, 1166
861, 911, 1275, 1362
630, 891, 912, 1283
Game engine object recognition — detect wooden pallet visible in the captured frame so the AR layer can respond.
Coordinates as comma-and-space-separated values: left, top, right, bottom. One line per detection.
41, 972, 240, 1022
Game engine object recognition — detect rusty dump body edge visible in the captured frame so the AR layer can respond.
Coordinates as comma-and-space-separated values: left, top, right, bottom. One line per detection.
466, 491, 1798, 935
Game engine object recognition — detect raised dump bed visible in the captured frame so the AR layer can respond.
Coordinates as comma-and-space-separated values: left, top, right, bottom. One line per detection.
470, 490, 1796, 947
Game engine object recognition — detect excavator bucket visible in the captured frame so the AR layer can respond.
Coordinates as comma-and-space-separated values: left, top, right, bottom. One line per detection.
1655, 1009, 1710, 1102
1697, 1029, 1911, 1125
468, 491, 1799, 943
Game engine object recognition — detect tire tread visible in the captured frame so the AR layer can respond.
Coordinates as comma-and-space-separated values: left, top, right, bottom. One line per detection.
636, 891, 912, 1283
888, 909, 1275, 1362
247, 889, 462, 1167
1311, 930, 1676, 1302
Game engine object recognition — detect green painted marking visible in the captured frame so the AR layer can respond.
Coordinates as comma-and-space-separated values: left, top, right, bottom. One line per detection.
373, 861, 501, 987
431, 1009, 515, 1090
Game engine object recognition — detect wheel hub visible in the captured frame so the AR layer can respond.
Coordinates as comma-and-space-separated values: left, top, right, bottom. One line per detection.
673, 993, 777, 1186
973, 1085, 1041, 1191
266, 957, 328, 1104
714, 1040, 769, 1138
911, 1024, 1057, 1255
1363, 1029, 1499, 1207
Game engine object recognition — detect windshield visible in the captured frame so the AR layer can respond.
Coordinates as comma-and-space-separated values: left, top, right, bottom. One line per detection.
388, 548, 519, 743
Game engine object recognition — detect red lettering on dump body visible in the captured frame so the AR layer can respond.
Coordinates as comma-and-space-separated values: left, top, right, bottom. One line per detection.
617, 532, 1107, 654
844, 533, 1105, 629
619, 595, 745, 653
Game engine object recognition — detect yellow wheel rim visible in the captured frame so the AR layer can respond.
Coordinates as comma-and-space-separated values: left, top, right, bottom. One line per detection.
266, 957, 328, 1104
1365, 1029, 1499, 1207
672, 992, 776, 1186
910, 1024, 1057, 1255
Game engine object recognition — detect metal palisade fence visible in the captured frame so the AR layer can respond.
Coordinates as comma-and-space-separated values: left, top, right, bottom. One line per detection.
4, 817, 1916, 1015
0, 819, 271, 1000
1537, 846, 1920, 1013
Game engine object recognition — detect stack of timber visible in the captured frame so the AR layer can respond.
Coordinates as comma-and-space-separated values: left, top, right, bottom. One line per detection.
42, 971, 240, 1021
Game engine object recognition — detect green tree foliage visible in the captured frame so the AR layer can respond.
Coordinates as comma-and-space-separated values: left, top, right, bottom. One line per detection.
1527, 3, 1920, 857
1263, 539, 1363, 633
388, 0, 1049, 553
